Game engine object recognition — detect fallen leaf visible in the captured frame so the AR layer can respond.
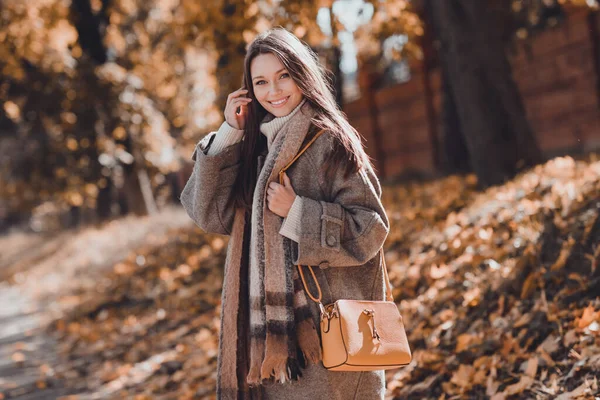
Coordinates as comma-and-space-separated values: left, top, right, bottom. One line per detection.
575, 304, 599, 330
524, 357, 538, 378
502, 376, 534, 396
450, 364, 475, 389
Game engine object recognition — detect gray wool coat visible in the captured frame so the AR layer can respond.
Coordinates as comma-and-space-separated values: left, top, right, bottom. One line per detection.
180, 120, 391, 399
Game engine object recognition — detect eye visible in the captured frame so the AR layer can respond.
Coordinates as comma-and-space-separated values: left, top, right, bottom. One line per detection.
280, 73, 290, 79
254, 80, 266, 85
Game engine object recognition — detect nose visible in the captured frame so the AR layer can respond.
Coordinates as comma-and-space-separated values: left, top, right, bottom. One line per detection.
269, 81, 282, 96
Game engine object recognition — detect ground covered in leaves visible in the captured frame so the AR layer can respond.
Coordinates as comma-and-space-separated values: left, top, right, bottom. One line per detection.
2, 155, 599, 399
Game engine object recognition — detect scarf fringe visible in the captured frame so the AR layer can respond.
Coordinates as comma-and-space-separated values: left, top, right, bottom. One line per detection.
297, 319, 322, 364
252, 356, 304, 384
260, 355, 289, 383
246, 364, 262, 387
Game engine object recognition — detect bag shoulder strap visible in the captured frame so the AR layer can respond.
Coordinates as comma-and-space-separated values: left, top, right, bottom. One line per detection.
298, 248, 394, 305
278, 128, 326, 185
277, 127, 395, 305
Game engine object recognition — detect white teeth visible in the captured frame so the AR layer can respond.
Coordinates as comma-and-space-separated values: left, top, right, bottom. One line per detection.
270, 97, 288, 106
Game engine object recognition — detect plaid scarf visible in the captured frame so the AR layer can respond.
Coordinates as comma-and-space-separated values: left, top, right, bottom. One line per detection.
217, 102, 322, 399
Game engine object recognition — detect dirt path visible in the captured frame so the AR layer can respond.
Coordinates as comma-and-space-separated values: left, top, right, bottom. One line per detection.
0, 284, 71, 399
0, 207, 193, 399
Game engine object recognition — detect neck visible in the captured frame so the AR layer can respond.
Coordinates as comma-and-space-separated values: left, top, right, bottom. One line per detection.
260, 99, 307, 149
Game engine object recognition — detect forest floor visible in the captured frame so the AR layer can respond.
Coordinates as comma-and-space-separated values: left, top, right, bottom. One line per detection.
0, 155, 599, 399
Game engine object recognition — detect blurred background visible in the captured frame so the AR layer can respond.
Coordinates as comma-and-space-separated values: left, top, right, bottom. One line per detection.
1, 1, 600, 399
1, 0, 598, 233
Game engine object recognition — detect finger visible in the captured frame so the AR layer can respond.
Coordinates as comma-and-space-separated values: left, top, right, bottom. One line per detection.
283, 173, 291, 187
228, 98, 251, 112
231, 97, 252, 104
227, 88, 249, 102
228, 88, 248, 99
233, 100, 251, 113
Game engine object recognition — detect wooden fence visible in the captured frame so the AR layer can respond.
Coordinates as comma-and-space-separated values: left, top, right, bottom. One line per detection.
344, 8, 600, 179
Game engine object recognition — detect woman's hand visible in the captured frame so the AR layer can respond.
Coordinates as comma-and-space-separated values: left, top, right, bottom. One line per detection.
267, 173, 296, 218
225, 88, 252, 130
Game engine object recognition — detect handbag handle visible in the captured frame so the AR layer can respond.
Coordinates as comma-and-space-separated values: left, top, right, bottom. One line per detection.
297, 248, 394, 305
278, 127, 395, 306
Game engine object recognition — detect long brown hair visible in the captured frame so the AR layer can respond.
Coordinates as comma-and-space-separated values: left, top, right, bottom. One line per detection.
232, 27, 373, 211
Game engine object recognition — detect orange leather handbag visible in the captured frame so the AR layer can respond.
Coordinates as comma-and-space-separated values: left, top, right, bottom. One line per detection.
279, 129, 412, 371
297, 249, 412, 371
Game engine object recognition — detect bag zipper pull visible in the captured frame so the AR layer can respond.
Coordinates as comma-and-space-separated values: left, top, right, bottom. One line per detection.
363, 309, 381, 341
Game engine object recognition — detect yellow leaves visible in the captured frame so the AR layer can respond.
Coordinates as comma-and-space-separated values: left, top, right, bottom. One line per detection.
113, 126, 127, 140
562, 0, 599, 8
550, 236, 575, 271
210, 237, 226, 252
11, 352, 26, 363
455, 333, 481, 352
61, 112, 77, 125
575, 304, 600, 331
293, 25, 307, 38
500, 375, 535, 397
106, 24, 127, 55
83, 183, 99, 198
156, 81, 178, 99
245, 2, 259, 18
462, 286, 481, 307
4, 101, 21, 120
415, 349, 444, 365
176, 263, 192, 276
429, 263, 449, 279
159, 267, 173, 281
514, 312, 533, 328
48, 19, 78, 51
450, 364, 475, 390
520, 271, 539, 299
524, 356, 538, 378
66, 137, 78, 151
114, 262, 135, 275
1, 0, 78, 76
54, 167, 68, 179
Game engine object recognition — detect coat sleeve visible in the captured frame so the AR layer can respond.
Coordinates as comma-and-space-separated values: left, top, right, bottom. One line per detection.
179, 131, 242, 236
294, 158, 390, 267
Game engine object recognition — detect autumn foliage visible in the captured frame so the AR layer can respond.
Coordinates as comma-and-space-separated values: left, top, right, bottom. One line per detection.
13, 155, 589, 399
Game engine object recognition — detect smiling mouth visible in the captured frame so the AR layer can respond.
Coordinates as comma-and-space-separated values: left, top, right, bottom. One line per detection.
268, 96, 290, 107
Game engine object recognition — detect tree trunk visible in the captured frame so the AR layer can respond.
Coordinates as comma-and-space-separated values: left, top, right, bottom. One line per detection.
439, 55, 470, 173
70, 0, 109, 64
213, 1, 251, 111
121, 137, 157, 216
426, 0, 542, 187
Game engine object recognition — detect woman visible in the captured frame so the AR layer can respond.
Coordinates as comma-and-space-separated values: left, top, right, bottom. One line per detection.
180, 28, 390, 399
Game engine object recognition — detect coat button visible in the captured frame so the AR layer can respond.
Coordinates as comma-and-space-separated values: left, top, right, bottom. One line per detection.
326, 234, 337, 247
319, 261, 330, 269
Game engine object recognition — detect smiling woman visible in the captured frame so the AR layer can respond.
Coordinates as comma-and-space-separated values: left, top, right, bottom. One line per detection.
251, 54, 304, 117
180, 27, 391, 400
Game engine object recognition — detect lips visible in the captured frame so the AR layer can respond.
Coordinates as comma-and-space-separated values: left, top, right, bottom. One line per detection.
268, 96, 290, 108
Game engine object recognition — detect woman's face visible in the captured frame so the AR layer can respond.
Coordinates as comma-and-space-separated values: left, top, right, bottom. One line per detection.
250, 53, 303, 117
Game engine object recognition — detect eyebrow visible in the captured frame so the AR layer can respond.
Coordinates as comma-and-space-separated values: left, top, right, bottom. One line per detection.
252, 68, 287, 81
